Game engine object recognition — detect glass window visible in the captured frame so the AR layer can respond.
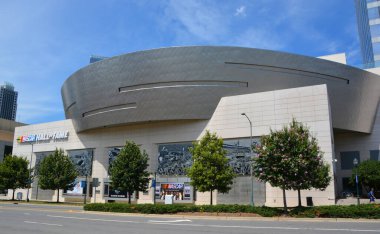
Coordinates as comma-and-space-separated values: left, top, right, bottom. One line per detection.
371, 24, 380, 37
368, 7, 380, 20
34, 151, 54, 176
370, 150, 380, 161
67, 149, 94, 177
340, 151, 360, 170
157, 143, 193, 176
107, 147, 122, 175
372, 42, 380, 55
156, 138, 260, 176
342, 177, 354, 192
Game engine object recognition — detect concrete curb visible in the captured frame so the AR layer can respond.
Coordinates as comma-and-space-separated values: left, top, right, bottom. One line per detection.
80, 210, 380, 223
2, 202, 380, 223
0, 201, 83, 208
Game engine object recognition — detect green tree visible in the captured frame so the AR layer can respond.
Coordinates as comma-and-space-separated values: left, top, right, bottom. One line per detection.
38, 149, 78, 202
109, 141, 150, 204
350, 160, 380, 193
0, 155, 32, 200
187, 131, 236, 205
253, 119, 331, 212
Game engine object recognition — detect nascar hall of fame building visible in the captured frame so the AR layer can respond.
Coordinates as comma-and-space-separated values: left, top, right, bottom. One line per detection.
11, 46, 380, 206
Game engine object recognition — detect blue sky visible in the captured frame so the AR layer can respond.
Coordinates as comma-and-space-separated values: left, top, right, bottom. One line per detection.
2, 0, 360, 124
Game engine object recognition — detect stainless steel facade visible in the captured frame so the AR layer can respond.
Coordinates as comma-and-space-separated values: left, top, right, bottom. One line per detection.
61, 46, 380, 133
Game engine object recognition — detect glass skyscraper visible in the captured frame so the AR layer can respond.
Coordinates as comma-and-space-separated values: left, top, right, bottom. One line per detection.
355, 0, 380, 68
0, 82, 18, 121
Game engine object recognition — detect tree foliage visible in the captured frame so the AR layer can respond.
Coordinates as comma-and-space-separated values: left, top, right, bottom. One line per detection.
350, 160, 380, 193
253, 119, 331, 211
109, 141, 150, 204
187, 131, 236, 205
38, 149, 78, 202
0, 155, 32, 200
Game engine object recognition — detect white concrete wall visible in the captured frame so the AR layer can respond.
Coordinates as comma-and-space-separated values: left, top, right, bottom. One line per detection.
318, 53, 347, 64
334, 102, 380, 196
204, 84, 336, 206
11, 84, 336, 206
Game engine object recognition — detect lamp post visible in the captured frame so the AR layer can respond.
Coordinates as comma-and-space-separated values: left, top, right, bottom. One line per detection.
26, 143, 34, 202
241, 113, 254, 206
353, 158, 360, 205
153, 172, 157, 205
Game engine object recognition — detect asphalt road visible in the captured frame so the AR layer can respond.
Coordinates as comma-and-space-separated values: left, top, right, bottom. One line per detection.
1, 203, 380, 234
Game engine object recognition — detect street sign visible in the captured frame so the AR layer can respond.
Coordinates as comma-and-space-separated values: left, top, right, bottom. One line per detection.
92, 178, 100, 187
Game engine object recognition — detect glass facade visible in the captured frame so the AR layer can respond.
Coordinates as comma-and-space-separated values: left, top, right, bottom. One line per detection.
0, 82, 18, 121
355, 0, 380, 68
107, 147, 122, 174
157, 143, 192, 175
156, 138, 260, 176
370, 149, 380, 160
340, 151, 360, 170
67, 149, 93, 176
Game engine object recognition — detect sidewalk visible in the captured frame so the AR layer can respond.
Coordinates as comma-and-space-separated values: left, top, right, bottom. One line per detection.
336, 197, 375, 205
81, 210, 380, 223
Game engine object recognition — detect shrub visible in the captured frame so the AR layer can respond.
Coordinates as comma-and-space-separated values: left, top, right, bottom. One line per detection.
84, 203, 282, 217
84, 203, 380, 219
290, 204, 380, 219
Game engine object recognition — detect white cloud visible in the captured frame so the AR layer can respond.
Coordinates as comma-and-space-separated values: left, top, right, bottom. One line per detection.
235, 6, 246, 17
16, 94, 63, 124
163, 0, 228, 41
234, 28, 285, 50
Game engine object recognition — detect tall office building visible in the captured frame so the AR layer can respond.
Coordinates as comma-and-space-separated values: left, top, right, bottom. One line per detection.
355, 0, 380, 68
0, 82, 18, 121
89, 55, 108, 64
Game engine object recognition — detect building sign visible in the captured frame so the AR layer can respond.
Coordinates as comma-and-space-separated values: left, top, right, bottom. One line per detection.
161, 183, 184, 191
17, 131, 69, 143
103, 182, 128, 198
65, 180, 86, 196
158, 183, 189, 200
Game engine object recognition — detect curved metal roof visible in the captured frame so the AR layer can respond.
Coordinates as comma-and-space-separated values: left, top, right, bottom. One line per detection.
61, 46, 380, 133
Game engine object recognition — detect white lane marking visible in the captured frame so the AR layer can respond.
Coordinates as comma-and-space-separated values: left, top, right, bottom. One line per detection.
47, 215, 136, 223
24, 221, 62, 227
152, 223, 380, 232
148, 219, 192, 223
24, 213, 30, 215
314, 228, 380, 232
47, 215, 380, 232
164, 223, 380, 232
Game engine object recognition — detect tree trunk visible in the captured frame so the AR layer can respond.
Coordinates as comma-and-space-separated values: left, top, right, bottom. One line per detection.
210, 189, 213, 205
57, 189, 60, 203
12, 189, 15, 201
297, 189, 302, 207
282, 188, 288, 214
128, 192, 131, 204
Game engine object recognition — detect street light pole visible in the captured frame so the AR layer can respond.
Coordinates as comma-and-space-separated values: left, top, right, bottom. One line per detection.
153, 172, 157, 205
353, 158, 360, 205
241, 113, 254, 206
26, 143, 33, 202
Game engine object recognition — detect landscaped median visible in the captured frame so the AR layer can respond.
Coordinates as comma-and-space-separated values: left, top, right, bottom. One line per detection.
84, 203, 380, 219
